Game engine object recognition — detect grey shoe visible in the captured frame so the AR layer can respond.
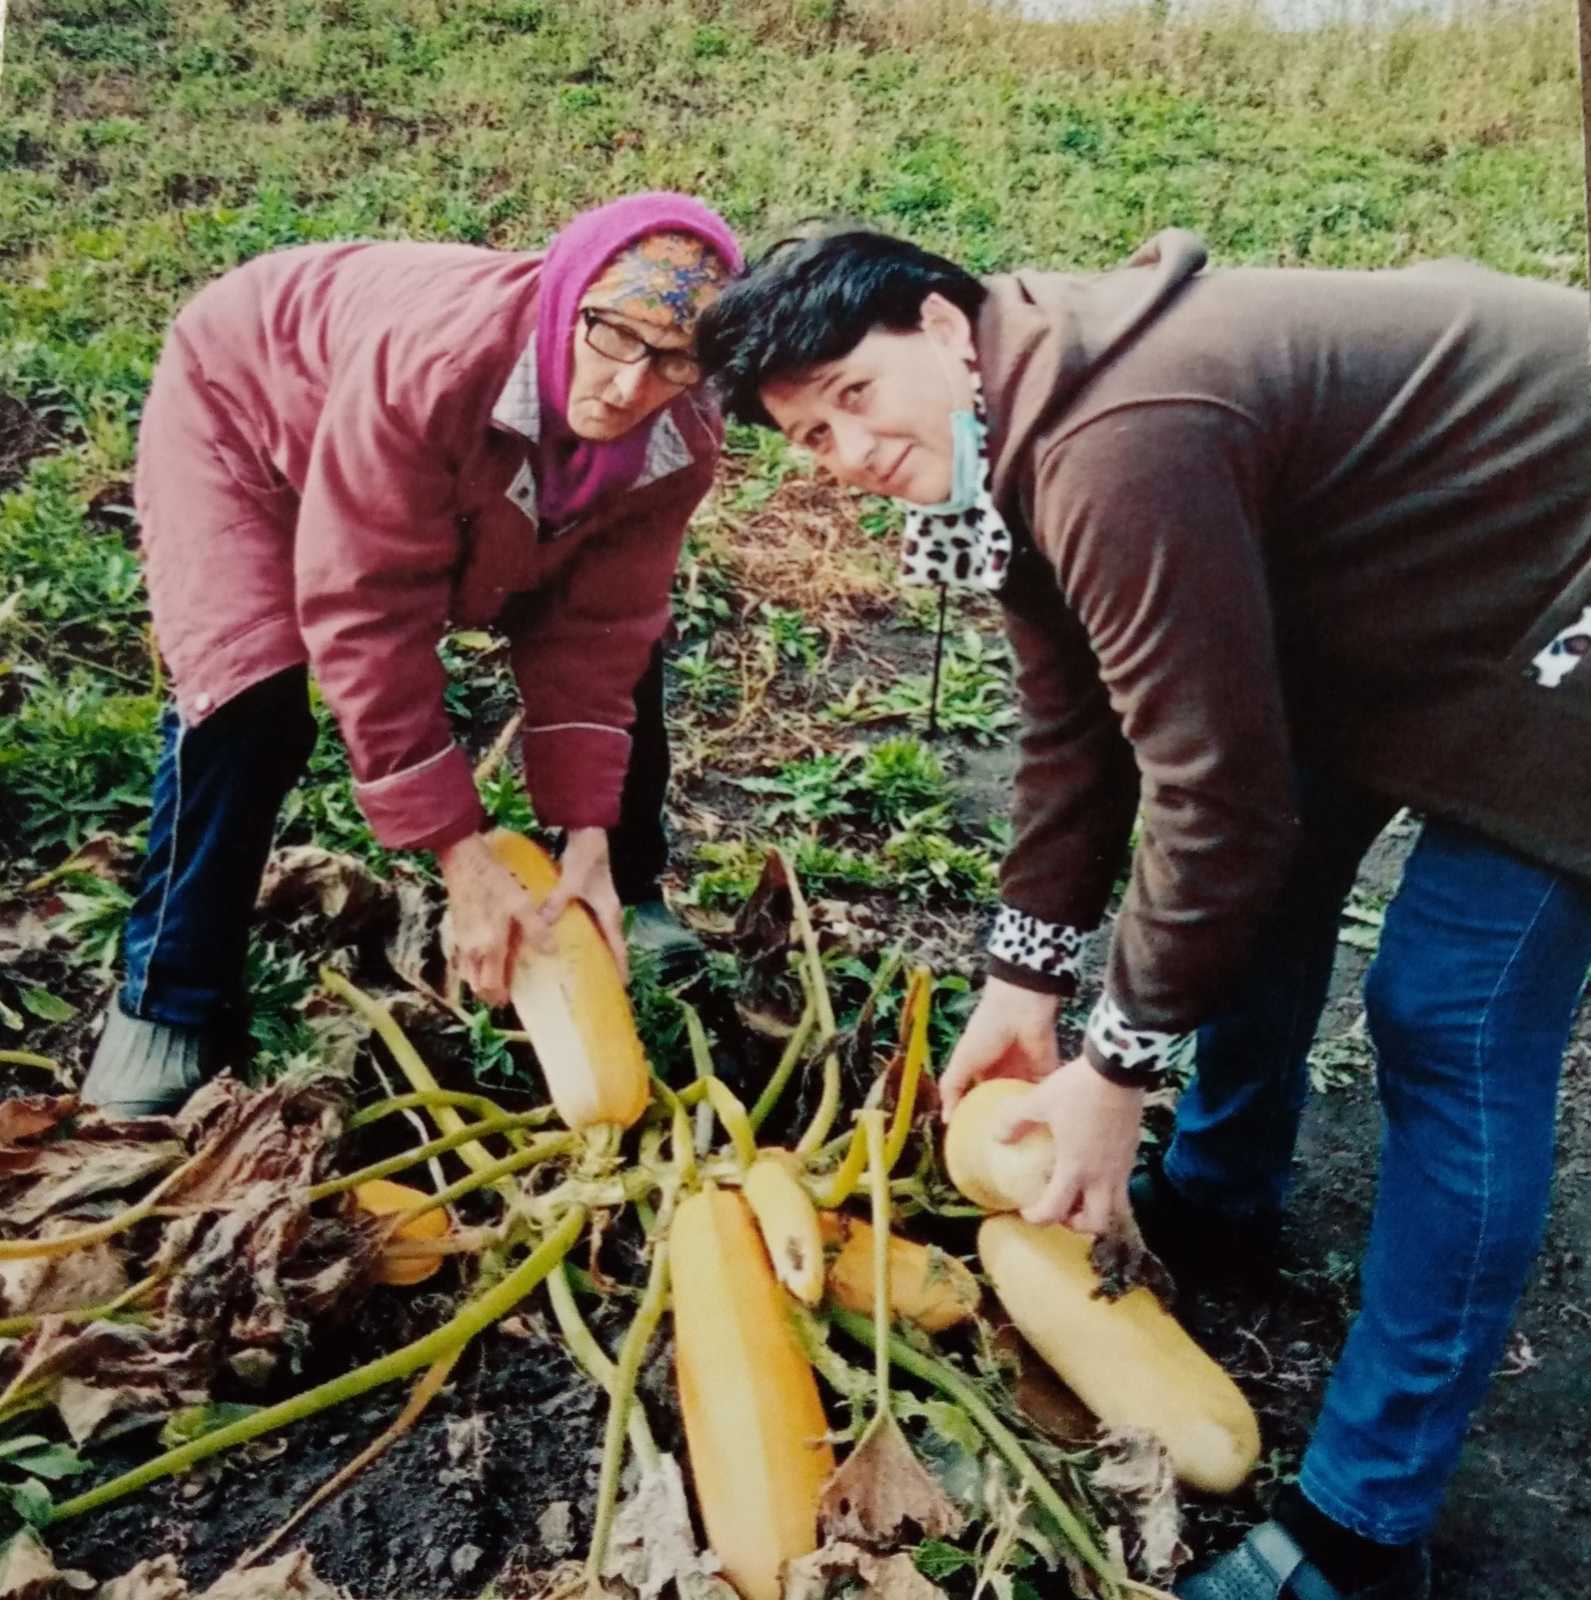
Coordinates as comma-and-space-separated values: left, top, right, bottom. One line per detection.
626, 899, 707, 980
1177, 1521, 1431, 1600
79, 1003, 216, 1118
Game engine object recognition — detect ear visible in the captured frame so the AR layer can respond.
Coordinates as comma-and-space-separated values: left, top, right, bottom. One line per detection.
919, 292, 976, 362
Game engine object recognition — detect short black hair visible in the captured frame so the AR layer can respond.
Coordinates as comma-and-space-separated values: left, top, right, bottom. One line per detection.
696, 225, 987, 429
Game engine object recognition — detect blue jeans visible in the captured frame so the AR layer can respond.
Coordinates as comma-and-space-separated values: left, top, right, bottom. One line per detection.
121, 651, 674, 1030
1164, 786, 1591, 1544
121, 668, 319, 1030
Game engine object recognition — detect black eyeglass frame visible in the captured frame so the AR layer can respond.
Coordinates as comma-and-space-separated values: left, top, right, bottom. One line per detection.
579, 307, 703, 388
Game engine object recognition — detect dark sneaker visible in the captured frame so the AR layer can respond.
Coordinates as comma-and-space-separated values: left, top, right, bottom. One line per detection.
1128, 1153, 1285, 1289
79, 1002, 220, 1118
1177, 1521, 1431, 1600
626, 899, 707, 981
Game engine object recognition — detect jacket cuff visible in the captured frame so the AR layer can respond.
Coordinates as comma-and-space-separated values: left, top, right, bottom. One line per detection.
1082, 993, 1196, 1088
354, 744, 486, 852
985, 904, 1087, 997
522, 722, 631, 829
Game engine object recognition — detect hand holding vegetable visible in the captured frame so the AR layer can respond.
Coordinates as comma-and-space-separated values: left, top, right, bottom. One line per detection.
523, 826, 628, 985
437, 829, 545, 1007
998, 1056, 1144, 1235
939, 977, 1065, 1118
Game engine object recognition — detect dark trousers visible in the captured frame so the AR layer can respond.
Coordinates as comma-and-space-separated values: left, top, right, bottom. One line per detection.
120, 648, 671, 1028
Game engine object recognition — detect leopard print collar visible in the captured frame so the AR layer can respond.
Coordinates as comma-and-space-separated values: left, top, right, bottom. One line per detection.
898, 373, 1013, 594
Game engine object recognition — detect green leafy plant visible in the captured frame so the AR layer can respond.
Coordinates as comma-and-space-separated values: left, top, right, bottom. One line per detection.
672, 642, 737, 715
856, 736, 952, 827
735, 752, 856, 829
758, 603, 823, 672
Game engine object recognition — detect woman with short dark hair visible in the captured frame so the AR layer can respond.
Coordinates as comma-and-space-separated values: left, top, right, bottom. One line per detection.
698, 225, 1591, 1600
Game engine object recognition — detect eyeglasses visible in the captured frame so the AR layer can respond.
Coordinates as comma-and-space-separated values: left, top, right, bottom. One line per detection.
580, 308, 703, 388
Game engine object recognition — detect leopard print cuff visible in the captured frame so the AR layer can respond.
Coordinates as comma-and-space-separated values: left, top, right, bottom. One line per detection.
987, 906, 1086, 984
1084, 993, 1196, 1087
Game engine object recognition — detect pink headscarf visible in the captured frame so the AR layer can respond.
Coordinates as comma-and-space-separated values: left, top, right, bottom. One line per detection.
535, 193, 742, 531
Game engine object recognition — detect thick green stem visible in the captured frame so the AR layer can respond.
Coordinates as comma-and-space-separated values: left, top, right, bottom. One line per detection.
546, 1265, 658, 1467
0, 1272, 162, 1339
49, 1206, 588, 1525
828, 1308, 1121, 1593
310, 1113, 549, 1200
385, 1135, 577, 1227
0, 1051, 59, 1074
780, 848, 843, 1158
322, 968, 508, 1176
702, 1079, 757, 1171
811, 1121, 867, 1210
748, 989, 818, 1133
586, 1219, 673, 1582
348, 1089, 537, 1134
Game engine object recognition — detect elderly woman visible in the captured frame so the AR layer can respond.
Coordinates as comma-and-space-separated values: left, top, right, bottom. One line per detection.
84, 193, 740, 1118
698, 228, 1591, 1600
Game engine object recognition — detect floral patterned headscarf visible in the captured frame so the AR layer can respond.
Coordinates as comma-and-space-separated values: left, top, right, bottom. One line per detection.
535, 194, 741, 530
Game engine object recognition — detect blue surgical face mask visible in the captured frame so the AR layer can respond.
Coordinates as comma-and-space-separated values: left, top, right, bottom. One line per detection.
908, 342, 983, 513
912, 405, 984, 514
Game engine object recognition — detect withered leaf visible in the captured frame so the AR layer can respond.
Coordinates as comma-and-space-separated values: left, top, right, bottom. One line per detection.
0, 1099, 77, 1147
1090, 1427, 1188, 1583
197, 1551, 350, 1599
784, 1538, 947, 1600
600, 1453, 732, 1600
818, 1413, 965, 1549
0, 1526, 94, 1599
95, 1554, 187, 1600
0, 1138, 181, 1232
0, 1232, 126, 1319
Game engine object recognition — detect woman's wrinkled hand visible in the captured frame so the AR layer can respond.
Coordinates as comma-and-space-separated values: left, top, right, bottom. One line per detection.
436, 830, 544, 1008
521, 826, 628, 984
939, 976, 1065, 1119
438, 827, 628, 1007
999, 1057, 1144, 1235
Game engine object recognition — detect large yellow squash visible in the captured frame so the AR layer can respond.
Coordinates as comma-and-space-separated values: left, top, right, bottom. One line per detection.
979, 1216, 1260, 1494
487, 830, 650, 1131
671, 1186, 835, 1600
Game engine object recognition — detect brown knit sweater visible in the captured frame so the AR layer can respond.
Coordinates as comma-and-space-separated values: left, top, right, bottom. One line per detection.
976, 233, 1591, 1080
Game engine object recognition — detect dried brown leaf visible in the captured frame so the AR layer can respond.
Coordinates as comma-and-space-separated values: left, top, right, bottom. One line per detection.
0, 1138, 182, 1232
783, 1539, 947, 1600
0, 1099, 78, 1148
0, 1231, 126, 1319
0, 1319, 206, 1439
255, 847, 391, 941
600, 1453, 732, 1600
1090, 1427, 1189, 1583
198, 1550, 350, 1599
0, 1527, 93, 1599
818, 1413, 964, 1549
95, 1554, 187, 1600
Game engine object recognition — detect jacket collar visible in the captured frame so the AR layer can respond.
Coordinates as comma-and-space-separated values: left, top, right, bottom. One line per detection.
974, 229, 1208, 515
489, 332, 702, 506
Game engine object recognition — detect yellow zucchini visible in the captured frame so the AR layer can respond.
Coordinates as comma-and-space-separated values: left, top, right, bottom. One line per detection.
820, 1213, 980, 1333
944, 1079, 1054, 1212
487, 829, 650, 1131
745, 1152, 825, 1306
672, 1186, 835, 1600
979, 1215, 1260, 1494
353, 1178, 450, 1286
